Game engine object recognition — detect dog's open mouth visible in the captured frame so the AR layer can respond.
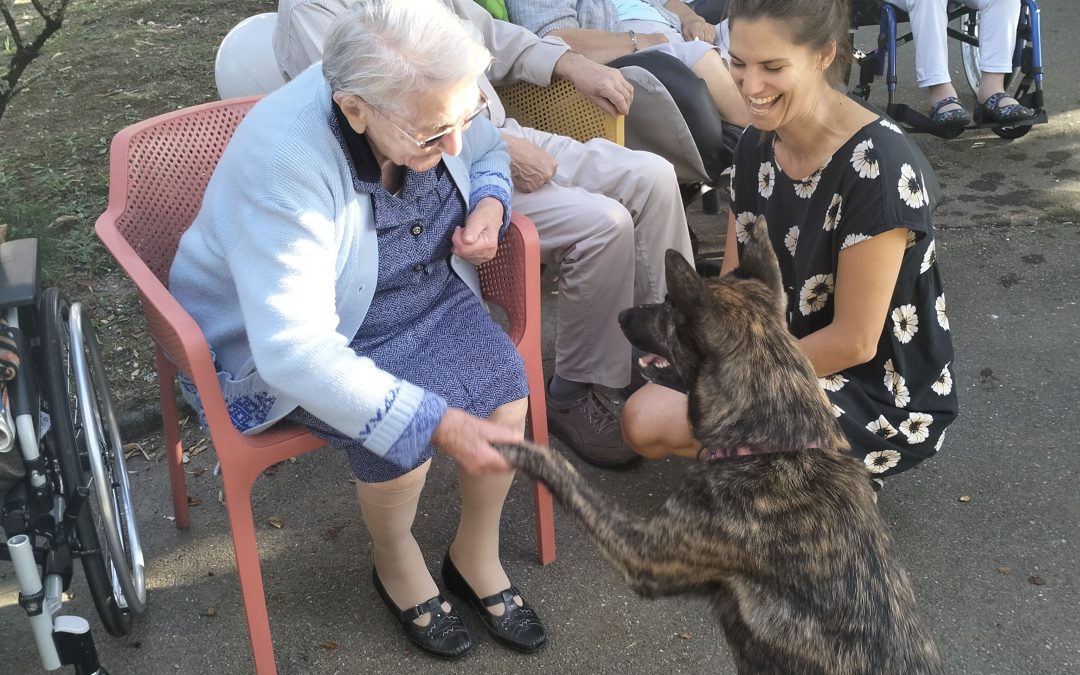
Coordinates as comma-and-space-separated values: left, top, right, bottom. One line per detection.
638, 353, 671, 372
636, 352, 687, 393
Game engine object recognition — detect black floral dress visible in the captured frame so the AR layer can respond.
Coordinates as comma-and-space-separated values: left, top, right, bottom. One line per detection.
730, 115, 958, 479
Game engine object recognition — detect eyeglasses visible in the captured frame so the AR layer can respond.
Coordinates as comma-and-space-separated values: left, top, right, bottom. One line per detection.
372, 93, 489, 150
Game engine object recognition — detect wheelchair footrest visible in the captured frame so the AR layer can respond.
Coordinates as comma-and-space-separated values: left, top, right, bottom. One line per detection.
886, 103, 1047, 140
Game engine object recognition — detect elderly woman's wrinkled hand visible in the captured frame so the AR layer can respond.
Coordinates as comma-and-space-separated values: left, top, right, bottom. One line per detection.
453, 196, 504, 265
431, 407, 517, 474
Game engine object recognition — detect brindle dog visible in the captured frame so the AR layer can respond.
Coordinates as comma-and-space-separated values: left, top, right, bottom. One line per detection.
498, 218, 944, 674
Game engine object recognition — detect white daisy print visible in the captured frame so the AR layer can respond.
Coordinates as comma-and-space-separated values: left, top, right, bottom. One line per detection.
728, 164, 736, 203
919, 170, 931, 206
799, 274, 835, 316
879, 119, 903, 134
920, 240, 936, 273
936, 294, 950, 330
884, 360, 911, 408
891, 304, 919, 344
867, 415, 898, 439
784, 226, 800, 256
832, 403, 845, 418
864, 449, 901, 474
905, 230, 917, 249
819, 373, 849, 392
734, 211, 756, 243
823, 194, 842, 231
883, 358, 897, 379
934, 429, 947, 452
794, 170, 821, 199
898, 163, 925, 209
899, 412, 934, 444
841, 233, 871, 249
850, 139, 879, 179
758, 161, 775, 198
932, 363, 953, 396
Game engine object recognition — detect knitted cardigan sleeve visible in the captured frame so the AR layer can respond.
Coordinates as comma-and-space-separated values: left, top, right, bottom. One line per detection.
461, 115, 513, 235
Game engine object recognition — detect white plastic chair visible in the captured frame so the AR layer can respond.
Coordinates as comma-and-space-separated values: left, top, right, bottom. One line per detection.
214, 13, 285, 99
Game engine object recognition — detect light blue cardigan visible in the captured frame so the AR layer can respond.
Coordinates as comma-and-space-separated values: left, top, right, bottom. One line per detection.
168, 65, 512, 462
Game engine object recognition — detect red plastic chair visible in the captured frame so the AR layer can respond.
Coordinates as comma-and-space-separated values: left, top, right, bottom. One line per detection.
94, 97, 556, 675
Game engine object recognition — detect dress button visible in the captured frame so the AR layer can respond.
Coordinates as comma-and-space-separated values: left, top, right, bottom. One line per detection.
410, 224, 423, 236
412, 263, 425, 273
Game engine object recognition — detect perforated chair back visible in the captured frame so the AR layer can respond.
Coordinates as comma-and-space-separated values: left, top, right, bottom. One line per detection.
496, 78, 624, 145
107, 98, 257, 284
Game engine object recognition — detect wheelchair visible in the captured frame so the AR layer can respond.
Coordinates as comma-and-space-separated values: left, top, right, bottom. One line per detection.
850, 0, 1046, 139
0, 237, 146, 674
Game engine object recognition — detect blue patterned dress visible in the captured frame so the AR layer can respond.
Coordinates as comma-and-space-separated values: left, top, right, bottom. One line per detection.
287, 105, 527, 482
730, 113, 958, 479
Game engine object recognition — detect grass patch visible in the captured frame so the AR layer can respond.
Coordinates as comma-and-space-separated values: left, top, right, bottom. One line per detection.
1, 0, 271, 412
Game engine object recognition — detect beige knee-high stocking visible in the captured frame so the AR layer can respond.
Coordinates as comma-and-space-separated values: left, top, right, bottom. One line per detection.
355, 460, 448, 626
448, 399, 528, 615
449, 467, 515, 600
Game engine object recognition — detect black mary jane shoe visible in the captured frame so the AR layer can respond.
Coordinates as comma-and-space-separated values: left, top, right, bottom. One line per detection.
441, 554, 547, 652
371, 568, 473, 659
975, 92, 1036, 124
928, 95, 972, 128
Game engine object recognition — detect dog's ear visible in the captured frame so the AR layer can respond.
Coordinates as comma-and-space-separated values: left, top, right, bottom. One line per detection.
732, 216, 783, 295
665, 249, 706, 308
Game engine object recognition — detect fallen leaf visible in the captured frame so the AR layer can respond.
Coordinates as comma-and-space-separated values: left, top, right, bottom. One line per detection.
189, 438, 209, 457
218, 489, 225, 505
958, 495, 971, 503
324, 525, 343, 540
123, 442, 150, 460
677, 632, 692, 640
187, 496, 203, 507
996, 566, 1010, 574
204, 607, 217, 616
1028, 575, 1045, 586
267, 516, 284, 529
181, 452, 191, 464
319, 642, 339, 650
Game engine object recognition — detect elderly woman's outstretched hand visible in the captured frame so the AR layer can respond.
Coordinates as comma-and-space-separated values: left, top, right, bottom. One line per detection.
453, 196, 504, 265
431, 407, 518, 474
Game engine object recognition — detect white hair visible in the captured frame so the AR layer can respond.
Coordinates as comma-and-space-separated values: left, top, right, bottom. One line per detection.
322, 0, 491, 116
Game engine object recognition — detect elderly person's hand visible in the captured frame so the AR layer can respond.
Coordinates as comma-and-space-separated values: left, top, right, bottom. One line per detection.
681, 18, 717, 44
553, 51, 634, 117
452, 196, 504, 265
431, 407, 517, 474
505, 134, 558, 193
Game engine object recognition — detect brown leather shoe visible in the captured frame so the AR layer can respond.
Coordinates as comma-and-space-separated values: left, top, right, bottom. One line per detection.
546, 386, 640, 468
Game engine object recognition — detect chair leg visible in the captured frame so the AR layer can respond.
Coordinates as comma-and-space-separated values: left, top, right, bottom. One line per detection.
523, 358, 557, 565
533, 481, 556, 566
155, 349, 190, 529
221, 469, 278, 675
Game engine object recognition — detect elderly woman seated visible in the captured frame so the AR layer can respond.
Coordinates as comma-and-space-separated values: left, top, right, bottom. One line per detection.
168, 0, 545, 659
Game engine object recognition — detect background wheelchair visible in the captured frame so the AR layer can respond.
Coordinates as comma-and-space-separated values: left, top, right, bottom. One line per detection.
850, 0, 1047, 139
0, 235, 146, 673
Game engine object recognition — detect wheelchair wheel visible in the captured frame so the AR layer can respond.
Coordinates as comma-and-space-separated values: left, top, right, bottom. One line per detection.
40, 288, 146, 636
